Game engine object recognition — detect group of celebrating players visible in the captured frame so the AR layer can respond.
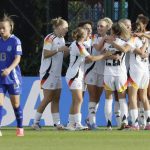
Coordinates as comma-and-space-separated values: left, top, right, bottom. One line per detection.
0, 13, 150, 137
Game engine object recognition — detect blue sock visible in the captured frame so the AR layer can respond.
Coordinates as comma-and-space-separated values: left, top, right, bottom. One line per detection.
14, 106, 23, 128
0, 106, 3, 127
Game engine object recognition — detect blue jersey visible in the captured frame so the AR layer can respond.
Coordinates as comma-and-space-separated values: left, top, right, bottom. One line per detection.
0, 34, 22, 85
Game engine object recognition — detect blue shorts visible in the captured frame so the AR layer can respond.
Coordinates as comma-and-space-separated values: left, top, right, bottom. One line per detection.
0, 84, 22, 95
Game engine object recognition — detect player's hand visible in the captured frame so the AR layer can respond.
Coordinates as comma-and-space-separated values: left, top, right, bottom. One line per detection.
58, 46, 69, 52
141, 52, 149, 58
1, 68, 11, 76
133, 32, 143, 37
104, 51, 113, 57
105, 35, 116, 44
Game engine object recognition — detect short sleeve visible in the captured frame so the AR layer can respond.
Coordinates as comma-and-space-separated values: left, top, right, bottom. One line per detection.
15, 38, 22, 55
78, 44, 90, 57
43, 34, 54, 51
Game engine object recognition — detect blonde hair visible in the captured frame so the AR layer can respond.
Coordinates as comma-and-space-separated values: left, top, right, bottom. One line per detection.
98, 17, 113, 30
119, 18, 131, 25
51, 17, 68, 28
112, 22, 130, 40
103, 17, 113, 29
72, 27, 86, 41
0, 14, 14, 33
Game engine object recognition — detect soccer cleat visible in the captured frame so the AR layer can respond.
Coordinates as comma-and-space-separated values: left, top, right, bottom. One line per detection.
106, 126, 112, 131
75, 123, 88, 131
140, 124, 146, 130
16, 128, 24, 136
0, 130, 2, 136
65, 123, 76, 131
127, 125, 139, 131
118, 123, 130, 130
54, 124, 64, 130
89, 123, 98, 130
85, 118, 97, 130
144, 125, 150, 130
32, 123, 42, 131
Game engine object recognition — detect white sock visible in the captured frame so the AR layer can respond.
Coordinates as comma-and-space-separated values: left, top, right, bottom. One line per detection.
114, 101, 121, 127
144, 110, 150, 126
130, 109, 139, 127
119, 98, 128, 124
128, 109, 132, 125
105, 99, 113, 125
68, 114, 75, 125
34, 112, 42, 124
74, 113, 81, 125
88, 102, 98, 124
52, 113, 60, 125
138, 101, 145, 126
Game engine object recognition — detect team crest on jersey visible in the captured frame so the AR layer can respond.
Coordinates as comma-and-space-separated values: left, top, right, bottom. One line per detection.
7, 45, 12, 52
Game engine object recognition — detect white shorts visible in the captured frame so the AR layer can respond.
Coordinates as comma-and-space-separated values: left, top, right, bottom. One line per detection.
40, 73, 62, 90
104, 75, 127, 92
66, 77, 86, 91
85, 71, 104, 87
128, 70, 149, 89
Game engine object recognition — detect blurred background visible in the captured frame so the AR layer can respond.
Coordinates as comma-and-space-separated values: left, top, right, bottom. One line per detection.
0, 0, 150, 76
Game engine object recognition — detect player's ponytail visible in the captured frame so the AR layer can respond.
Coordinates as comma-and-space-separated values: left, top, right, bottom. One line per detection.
72, 27, 86, 41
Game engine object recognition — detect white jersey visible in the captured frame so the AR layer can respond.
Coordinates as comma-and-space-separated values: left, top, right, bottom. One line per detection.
84, 34, 99, 77
39, 33, 65, 77
104, 38, 127, 76
84, 34, 98, 55
94, 36, 105, 75
145, 31, 150, 76
66, 41, 90, 80
128, 36, 149, 73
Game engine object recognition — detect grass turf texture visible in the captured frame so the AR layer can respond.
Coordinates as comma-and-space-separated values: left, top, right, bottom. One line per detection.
0, 127, 150, 150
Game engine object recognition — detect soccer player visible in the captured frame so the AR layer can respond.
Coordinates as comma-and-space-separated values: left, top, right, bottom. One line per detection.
127, 22, 150, 130
0, 14, 24, 136
32, 17, 69, 130
102, 22, 130, 130
82, 18, 113, 129
109, 21, 150, 130
65, 27, 112, 131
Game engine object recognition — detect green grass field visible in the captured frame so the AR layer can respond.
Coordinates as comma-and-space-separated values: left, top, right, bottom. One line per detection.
0, 127, 150, 150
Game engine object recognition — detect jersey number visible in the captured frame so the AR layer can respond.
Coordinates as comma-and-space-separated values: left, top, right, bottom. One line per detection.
0, 53, 6, 61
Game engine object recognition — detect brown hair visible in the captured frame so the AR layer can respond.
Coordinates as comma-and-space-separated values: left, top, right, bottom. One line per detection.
78, 20, 93, 28
136, 14, 149, 25
72, 27, 86, 41
132, 22, 145, 33
0, 14, 14, 33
